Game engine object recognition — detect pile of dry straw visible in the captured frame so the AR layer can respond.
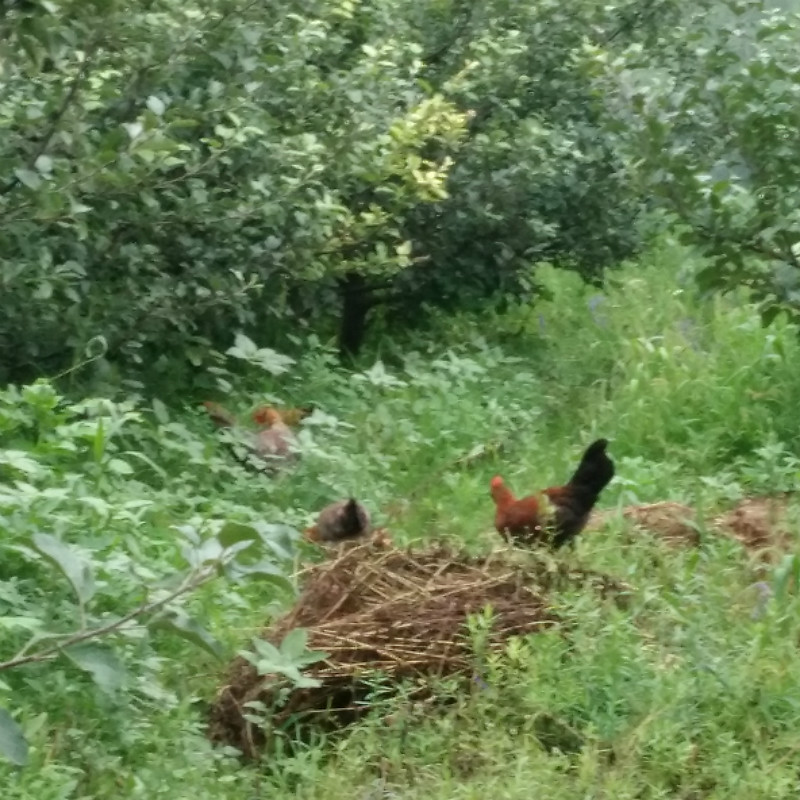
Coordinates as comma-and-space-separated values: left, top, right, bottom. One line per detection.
207, 539, 629, 758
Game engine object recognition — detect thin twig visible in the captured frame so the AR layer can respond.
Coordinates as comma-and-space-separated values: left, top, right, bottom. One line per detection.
0, 565, 216, 672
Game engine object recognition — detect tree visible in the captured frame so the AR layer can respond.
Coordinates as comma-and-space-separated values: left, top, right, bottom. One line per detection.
0, 0, 656, 380
590, 0, 800, 325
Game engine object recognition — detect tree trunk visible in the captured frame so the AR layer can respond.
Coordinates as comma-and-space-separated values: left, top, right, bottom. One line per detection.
338, 271, 371, 360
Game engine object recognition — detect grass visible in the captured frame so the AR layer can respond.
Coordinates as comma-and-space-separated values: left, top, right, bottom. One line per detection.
4, 237, 800, 798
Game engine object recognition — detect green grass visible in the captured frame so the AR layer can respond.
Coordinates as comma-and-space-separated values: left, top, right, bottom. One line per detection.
4, 238, 800, 798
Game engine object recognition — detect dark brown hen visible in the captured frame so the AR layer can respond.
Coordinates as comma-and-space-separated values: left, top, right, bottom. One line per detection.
305, 498, 372, 544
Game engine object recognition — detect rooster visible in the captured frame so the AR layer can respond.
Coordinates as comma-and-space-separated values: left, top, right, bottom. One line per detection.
203, 401, 299, 469
305, 498, 372, 544
490, 439, 615, 549
203, 401, 312, 429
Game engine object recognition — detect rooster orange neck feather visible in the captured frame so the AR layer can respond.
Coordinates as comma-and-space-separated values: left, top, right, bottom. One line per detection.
489, 476, 515, 508
253, 406, 282, 427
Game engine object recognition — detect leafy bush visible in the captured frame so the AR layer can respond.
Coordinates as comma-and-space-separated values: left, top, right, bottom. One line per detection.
0, 381, 303, 764
0, 0, 654, 383
590, 0, 800, 325
3, 241, 800, 796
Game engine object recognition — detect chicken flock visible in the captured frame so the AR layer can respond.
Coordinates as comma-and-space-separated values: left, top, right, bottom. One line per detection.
202, 401, 615, 552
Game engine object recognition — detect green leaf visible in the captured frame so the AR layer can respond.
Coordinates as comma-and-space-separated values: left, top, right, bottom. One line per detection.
149, 610, 224, 660
0, 708, 28, 766
106, 457, 134, 476
0, 450, 41, 476
217, 521, 260, 549
773, 554, 800, 602
92, 417, 106, 461
31, 533, 95, 605
85, 336, 108, 359
151, 398, 169, 424
285, 638, 327, 669
69, 199, 92, 215
14, 169, 41, 189
33, 282, 53, 300
123, 121, 144, 140
227, 333, 257, 357
279, 628, 309, 661
244, 629, 329, 680
240, 638, 281, 673
34, 155, 53, 174
122, 450, 167, 480
146, 95, 166, 116
0, 616, 44, 632
63, 644, 126, 693
225, 560, 293, 591
760, 305, 782, 327
226, 336, 295, 375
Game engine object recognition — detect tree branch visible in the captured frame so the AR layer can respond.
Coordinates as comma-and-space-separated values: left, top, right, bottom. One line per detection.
1, 37, 100, 196
0, 564, 217, 672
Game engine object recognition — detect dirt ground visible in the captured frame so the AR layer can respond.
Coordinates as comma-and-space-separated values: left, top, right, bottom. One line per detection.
590, 494, 797, 556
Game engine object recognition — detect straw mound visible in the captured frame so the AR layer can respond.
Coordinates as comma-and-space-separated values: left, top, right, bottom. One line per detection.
591, 496, 798, 554
713, 494, 795, 555
207, 541, 630, 758
623, 502, 700, 547
588, 502, 699, 547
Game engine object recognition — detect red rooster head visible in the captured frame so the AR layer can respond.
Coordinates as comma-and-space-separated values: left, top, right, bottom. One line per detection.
489, 475, 515, 506
252, 406, 283, 427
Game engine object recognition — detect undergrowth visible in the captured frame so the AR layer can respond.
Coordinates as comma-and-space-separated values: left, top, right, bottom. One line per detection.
2, 239, 800, 798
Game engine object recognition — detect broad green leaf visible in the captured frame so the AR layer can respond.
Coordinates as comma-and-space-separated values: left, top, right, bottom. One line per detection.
146, 95, 166, 116
0, 616, 44, 632
0, 451, 41, 476
34, 155, 53, 174
254, 522, 300, 557
151, 398, 169, 424
227, 333, 257, 357
192, 537, 225, 566
0, 708, 28, 766
31, 532, 95, 605
279, 628, 309, 661
33, 282, 53, 300
241, 630, 327, 683
240, 638, 282, 673
225, 560, 293, 591
64, 644, 126, 693
217, 521, 260, 549
122, 450, 167, 479
107, 457, 134, 476
123, 121, 143, 140
14, 169, 40, 190
69, 199, 92, 215
79, 496, 111, 516
149, 610, 224, 660
292, 674, 322, 689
